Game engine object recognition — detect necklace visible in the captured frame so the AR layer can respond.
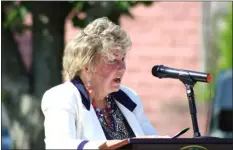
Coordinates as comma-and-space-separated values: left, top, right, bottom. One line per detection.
92, 95, 115, 128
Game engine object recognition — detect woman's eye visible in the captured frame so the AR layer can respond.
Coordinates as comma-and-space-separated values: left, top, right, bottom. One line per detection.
108, 59, 117, 64
107, 57, 125, 64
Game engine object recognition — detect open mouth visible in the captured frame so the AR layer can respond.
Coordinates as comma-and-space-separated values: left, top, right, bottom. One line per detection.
113, 77, 121, 83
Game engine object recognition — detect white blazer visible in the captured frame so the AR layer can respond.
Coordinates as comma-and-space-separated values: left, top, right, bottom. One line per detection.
41, 81, 158, 149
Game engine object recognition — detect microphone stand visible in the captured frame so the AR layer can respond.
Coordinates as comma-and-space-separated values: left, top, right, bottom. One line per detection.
180, 77, 201, 138
180, 76, 220, 139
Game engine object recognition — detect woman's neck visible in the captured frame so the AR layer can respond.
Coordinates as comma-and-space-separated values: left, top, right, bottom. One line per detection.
89, 91, 108, 109
79, 74, 108, 109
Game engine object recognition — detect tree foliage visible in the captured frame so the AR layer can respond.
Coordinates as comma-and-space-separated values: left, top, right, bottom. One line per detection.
217, 4, 232, 71
3, 1, 153, 33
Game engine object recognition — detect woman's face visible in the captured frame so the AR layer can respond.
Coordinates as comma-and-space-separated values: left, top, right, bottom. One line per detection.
91, 50, 126, 94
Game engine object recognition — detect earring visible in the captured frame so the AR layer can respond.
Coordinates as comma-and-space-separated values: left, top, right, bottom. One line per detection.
86, 80, 93, 93
87, 81, 91, 87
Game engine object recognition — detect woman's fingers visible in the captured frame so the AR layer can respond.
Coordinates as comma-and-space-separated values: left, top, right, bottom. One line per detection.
105, 140, 124, 147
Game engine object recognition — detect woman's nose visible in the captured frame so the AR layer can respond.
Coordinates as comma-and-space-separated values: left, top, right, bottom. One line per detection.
118, 61, 126, 71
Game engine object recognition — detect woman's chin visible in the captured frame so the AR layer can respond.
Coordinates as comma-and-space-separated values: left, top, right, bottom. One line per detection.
110, 83, 121, 91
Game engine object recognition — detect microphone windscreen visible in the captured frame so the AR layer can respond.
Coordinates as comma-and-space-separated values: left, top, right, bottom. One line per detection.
151, 65, 160, 77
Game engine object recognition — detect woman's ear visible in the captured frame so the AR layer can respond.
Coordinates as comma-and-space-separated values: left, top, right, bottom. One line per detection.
83, 64, 95, 76
84, 66, 89, 72
82, 64, 90, 73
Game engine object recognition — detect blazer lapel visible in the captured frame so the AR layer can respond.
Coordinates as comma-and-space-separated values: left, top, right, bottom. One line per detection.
115, 101, 145, 137
82, 106, 106, 140
71, 78, 106, 140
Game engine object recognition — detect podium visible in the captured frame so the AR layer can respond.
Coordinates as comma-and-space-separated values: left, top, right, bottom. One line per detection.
116, 138, 233, 150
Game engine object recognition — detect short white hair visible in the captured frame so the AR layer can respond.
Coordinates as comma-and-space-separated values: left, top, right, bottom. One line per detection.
62, 17, 132, 80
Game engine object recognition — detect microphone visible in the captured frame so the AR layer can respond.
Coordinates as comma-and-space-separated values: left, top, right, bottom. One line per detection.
152, 65, 212, 83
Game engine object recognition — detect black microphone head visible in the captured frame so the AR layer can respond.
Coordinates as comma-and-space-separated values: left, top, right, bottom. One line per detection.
152, 65, 163, 77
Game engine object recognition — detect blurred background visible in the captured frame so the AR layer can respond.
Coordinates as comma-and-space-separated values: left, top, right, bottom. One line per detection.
1, 1, 232, 149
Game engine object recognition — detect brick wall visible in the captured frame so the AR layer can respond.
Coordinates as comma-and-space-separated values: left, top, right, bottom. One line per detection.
121, 2, 208, 137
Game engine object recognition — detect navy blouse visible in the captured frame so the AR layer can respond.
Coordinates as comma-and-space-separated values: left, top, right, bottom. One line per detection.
94, 95, 136, 140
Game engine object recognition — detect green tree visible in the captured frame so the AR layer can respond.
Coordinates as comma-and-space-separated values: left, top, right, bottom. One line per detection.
216, 4, 232, 71
195, 3, 232, 102
2, 1, 154, 149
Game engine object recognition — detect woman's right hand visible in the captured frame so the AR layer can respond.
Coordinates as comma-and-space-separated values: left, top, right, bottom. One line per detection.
105, 139, 125, 147
100, 139, 128, 149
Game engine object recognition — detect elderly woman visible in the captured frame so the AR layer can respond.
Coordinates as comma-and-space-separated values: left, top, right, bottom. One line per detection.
41, 17, 168, 149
